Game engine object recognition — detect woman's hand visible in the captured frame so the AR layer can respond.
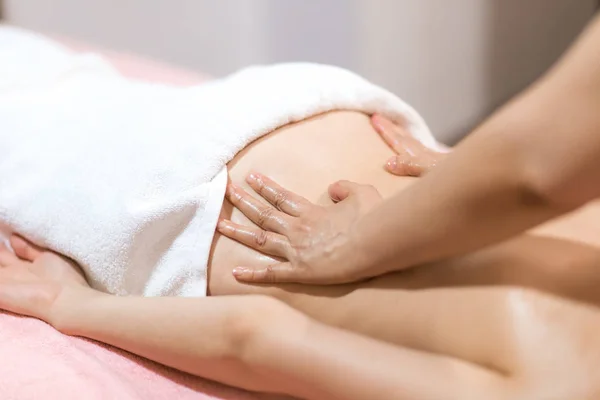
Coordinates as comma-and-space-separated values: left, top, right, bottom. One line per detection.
218, 175, 383, 284
370, 114, 448, 176
0, 236, 93, 326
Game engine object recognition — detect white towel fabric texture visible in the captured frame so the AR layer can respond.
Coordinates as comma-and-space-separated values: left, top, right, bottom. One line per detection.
0, 26, 439, 296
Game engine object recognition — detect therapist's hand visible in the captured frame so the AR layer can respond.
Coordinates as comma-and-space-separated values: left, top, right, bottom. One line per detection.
370, 114, 448, 176
218, 175, 382, 284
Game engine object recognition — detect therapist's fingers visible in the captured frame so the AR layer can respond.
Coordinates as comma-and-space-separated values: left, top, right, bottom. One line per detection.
232, 262, 298, 284
328, 180, 382, 204
385, 155, 435, 177
225, 183, 293, 234
217, 219, 292, 258
384, 151, 446, 176
371, 113, 446, 176
371, 114, 421, 154
371, 114, 404, 152
246, 173, 311, 217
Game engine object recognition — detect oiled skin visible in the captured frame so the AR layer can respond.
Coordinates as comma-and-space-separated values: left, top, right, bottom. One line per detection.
205, 111, 600, 397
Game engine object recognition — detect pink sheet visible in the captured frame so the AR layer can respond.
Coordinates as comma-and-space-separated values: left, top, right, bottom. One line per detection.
0, 312, 263, 400
1, 36, 279, 400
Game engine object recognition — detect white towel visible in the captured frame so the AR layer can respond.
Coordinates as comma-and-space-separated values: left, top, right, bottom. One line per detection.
0, 26, 439, 296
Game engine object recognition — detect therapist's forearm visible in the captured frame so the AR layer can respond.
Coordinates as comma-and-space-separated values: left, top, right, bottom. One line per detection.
355, 107, 569, 274
355, 14, 600, 274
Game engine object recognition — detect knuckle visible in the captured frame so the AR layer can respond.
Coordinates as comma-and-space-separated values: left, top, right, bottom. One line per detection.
254, 230, 269, 248
256, 207, 274, 227
255, 179, 268, 196
294, 220, 312, 235
273, 190, 289, 211
286, 246, 298, 261
264, 265, 276, 283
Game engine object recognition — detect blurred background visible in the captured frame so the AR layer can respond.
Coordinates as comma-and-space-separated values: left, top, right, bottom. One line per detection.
3, 0, 597, 144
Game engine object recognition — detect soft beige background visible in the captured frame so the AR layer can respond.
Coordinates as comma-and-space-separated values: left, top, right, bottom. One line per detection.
5, 0, 596, 143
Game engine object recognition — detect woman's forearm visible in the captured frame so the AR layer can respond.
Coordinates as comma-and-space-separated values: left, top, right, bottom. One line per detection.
356, 14, 600, 274
54, 291, 401, 399
53, 290, 504, 400
55, 292, 297, 394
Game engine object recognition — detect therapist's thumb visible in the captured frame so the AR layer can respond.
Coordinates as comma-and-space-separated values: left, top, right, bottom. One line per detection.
328, 180, 381, 204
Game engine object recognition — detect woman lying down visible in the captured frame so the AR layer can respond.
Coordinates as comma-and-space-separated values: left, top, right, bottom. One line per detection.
1, 26, 600, 399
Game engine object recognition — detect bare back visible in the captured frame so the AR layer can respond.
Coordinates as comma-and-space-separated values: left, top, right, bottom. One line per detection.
208, 110, 600, 296
207, 111, 600, 383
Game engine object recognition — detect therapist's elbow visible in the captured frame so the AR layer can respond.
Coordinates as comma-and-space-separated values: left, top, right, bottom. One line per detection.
521, 158, 595, 212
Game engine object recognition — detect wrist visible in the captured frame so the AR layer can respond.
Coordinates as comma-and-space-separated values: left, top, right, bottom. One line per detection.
50, 286, 107, 335
348, 218, 397, 278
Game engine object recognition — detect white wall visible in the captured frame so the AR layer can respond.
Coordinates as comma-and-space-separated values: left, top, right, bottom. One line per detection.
356, 0, 597, 141
5, 0, 596, 143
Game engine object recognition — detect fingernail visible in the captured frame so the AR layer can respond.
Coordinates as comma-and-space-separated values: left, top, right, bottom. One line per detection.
233, 267, 250, 277
247, 173, 258, 183
371, 117, 383, 132
385, 157, 397, 171
217, 220, 227, 231
227, 184, 241, 200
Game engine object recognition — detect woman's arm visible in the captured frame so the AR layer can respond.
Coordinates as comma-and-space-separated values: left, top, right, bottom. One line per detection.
7, 236, 600, 399
57, 293, 301, 394
0, 237, 507, 400
60, 291, 507, 400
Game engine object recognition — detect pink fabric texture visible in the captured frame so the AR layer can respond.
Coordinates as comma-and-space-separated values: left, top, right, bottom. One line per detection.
1, 36, 277, 400
0, 312, 263, 400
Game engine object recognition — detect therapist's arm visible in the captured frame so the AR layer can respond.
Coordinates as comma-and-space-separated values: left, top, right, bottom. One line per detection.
354, 13, 600, 275
218, 14, 600, 285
